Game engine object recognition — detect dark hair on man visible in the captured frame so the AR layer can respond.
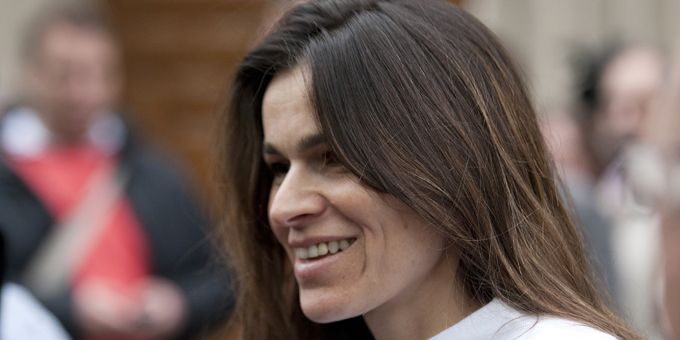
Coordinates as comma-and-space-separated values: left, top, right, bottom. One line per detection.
22, 2, 114, 62
219, 1, 639, 339
571, 42, 625, 116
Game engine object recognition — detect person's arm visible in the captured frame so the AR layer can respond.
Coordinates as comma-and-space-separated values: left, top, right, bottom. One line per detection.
172, 257, 235, 337
125, 149, 235, 338
661, 209, 680, 340
659, 57, 680, 340
639, 53, 680, 340
0, 165, 80, 335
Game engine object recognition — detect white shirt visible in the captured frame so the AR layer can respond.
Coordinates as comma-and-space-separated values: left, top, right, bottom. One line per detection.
1, 106, 125, 157
430, 298, 617, 340
1, 283, 71, 340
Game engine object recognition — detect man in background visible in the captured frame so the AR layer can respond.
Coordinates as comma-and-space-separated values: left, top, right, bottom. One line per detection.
0, 3, 232, 338
566, 44, 665, 338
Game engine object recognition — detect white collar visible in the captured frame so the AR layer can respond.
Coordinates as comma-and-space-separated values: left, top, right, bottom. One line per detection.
430, 299, 615, 340
430, 298, 535, 340
1, 107, 126, 157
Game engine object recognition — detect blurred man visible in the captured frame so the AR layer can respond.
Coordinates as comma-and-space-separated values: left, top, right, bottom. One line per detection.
541, 110, 617, 302
572, 45, 665, 339
0, 3, 232, 339
589, 47, 664, 174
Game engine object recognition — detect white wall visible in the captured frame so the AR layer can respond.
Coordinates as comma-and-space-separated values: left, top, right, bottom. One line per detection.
0, 0, 62, 104
464, 0, 680, 112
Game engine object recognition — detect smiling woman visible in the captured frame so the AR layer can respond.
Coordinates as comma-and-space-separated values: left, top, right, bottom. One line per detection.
218, 0, 638, 339
260, 66, 467, 334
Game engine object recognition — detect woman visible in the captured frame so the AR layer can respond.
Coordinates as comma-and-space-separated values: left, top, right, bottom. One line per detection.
219, 0, 637, 339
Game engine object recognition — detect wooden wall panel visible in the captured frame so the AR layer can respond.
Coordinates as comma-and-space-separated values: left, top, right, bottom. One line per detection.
105, 0, 268, 205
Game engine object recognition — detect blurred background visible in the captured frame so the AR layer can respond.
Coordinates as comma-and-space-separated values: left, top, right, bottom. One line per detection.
1, 0, 677, 202
1, 0, 679, 339
467, 0, 680, 110
0, 0, 277, 207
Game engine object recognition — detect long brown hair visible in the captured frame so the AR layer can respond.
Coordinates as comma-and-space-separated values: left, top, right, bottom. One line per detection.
218, 0, 638, 339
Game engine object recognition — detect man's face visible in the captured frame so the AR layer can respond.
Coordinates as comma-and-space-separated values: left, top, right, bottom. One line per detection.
27, 21, 121, 139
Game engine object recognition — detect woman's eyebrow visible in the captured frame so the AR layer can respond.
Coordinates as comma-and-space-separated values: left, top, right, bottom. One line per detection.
297, 133, 326, 153
262, 133, 326, 158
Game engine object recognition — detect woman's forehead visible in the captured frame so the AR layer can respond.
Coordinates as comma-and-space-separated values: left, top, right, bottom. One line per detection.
261, 67, 319, 149
262, 67, 309, 112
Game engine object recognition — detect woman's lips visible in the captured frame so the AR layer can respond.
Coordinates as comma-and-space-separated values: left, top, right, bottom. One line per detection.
292, 238, 357, 282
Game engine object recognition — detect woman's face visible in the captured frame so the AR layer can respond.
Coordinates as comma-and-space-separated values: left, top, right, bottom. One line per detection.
261, 66, 451, 323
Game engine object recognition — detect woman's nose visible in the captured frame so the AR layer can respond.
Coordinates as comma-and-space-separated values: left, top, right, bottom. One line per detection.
268, 167, 327, 228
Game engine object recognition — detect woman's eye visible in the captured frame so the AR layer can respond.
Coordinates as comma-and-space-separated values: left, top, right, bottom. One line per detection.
321, 151, 344, 170
267, 162, 290, 177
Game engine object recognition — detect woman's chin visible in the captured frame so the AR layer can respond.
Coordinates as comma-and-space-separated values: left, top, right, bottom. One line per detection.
300, 293, 362, 324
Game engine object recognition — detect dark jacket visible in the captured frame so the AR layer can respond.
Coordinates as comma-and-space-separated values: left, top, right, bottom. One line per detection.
0, 125, 233, 338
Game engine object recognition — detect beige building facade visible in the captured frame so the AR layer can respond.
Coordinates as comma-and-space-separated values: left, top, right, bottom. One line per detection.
465, 0, 680, 112
0, 0, 63, 103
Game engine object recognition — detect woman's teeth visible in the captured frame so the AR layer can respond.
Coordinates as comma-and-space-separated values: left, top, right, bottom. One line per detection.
295, 239, 353, 260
